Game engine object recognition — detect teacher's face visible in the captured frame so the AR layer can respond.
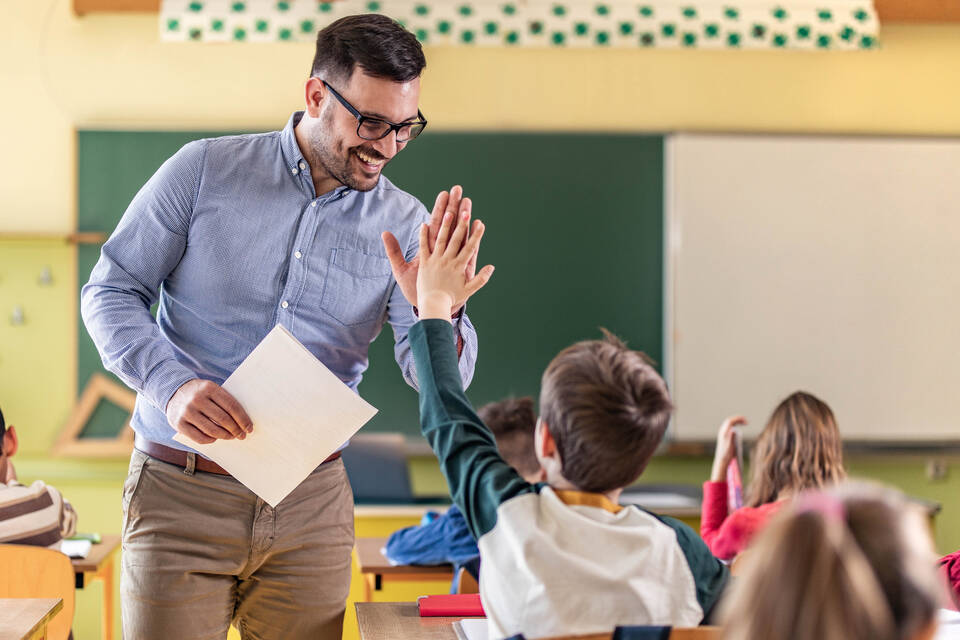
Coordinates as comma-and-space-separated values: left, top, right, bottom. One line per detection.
305, 71, 421, 192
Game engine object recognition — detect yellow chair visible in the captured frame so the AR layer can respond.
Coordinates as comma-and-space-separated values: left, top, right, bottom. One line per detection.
454, 567, 480, 595
0, 544, 75, 640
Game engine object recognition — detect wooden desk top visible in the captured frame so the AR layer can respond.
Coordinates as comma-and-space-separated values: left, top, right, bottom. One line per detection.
356, 602, 480, 640
0, 598, 63, 640
71, 534, 121, 573
355, 537, 453, 577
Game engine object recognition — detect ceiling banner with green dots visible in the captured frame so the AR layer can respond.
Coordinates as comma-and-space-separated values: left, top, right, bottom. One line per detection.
160, 0, 878, 49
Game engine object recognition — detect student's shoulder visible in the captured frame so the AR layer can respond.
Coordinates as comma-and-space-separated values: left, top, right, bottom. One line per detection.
640, 509, 723, 563
726, 500, 784, 530
0, 479, 61, 504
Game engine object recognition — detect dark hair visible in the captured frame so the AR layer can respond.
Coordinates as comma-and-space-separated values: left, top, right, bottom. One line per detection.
0, 405, 4, 440
478, 397, 539, 477
539, 330, 673, 493
310, 14, 426, 84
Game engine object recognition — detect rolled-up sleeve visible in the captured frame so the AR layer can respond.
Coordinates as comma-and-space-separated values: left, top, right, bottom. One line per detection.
80, 141, 205, 412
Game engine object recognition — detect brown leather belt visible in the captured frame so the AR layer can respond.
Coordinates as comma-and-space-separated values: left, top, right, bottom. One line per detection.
134, 434, 341, 476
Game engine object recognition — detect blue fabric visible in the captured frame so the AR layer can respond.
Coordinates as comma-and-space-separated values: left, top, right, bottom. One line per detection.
613, 626, 672, 640
384, 504, 480, 567
81, 112, 478, 454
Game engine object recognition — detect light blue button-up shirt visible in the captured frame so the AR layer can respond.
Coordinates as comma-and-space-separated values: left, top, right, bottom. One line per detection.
81, 112, 478, 454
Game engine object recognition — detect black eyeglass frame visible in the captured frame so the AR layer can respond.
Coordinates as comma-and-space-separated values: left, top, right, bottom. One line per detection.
322, 81, 428, 143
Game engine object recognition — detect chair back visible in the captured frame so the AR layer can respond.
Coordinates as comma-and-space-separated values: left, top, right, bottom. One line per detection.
0, 544, 75, 640
454, 567, 480, 594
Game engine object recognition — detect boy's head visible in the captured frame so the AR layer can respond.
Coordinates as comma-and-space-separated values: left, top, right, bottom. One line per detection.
721, 483, 941, 640
537, 331, 672, 493
478, 397, 543, 483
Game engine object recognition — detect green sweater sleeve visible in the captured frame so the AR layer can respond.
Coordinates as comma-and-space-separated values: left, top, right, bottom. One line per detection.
650, 512, 730, 622
410, 319, 538, 540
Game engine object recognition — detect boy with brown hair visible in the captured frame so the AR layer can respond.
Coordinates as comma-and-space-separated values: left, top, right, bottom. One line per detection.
384, 397, 543, 577
395, 211, 728, 639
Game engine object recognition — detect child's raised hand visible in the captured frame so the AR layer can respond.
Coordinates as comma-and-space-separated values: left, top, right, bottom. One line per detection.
416, 210, 494, 320
710, 415, 747, 482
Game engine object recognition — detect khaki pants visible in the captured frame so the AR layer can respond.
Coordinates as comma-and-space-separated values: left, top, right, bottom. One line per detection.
121, 449, 354, 640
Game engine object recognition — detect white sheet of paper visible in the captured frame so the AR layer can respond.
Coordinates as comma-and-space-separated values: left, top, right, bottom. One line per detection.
452, 619, 489, 640
60, 539, 91, 559
173, 324, 378, 507
937, 609, 960, 639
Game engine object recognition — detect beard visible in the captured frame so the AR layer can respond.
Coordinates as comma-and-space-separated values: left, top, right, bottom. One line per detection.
306, 110, 387, 192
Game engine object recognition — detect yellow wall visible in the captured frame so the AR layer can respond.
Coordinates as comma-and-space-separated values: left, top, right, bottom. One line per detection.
3, 3, 960, 452
3, 4, 960, 235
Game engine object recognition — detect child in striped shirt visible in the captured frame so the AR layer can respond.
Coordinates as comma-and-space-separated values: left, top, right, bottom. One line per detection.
0, 406, 77, 548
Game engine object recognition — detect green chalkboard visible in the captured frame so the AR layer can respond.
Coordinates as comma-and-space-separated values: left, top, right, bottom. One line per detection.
77, 130, 663, 439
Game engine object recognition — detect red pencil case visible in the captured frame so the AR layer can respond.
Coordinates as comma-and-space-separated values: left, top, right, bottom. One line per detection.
417, 594, 486, 617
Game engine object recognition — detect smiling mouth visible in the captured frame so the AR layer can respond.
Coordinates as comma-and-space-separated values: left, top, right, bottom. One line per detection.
354, 149, 385, 173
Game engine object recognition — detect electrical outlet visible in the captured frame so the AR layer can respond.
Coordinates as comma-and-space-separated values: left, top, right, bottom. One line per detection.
926, 459, 949, 482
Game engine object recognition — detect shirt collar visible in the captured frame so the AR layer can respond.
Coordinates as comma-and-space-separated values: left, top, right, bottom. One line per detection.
280, 111, 307, 172
280, 111, 353, 200
554, 489, 624, 514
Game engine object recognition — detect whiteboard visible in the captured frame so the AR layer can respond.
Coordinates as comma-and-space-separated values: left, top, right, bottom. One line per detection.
666, 134, 960, 441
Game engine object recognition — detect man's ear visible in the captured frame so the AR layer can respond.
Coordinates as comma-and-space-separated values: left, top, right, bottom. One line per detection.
3, 426, 18, 458
304, 77, 327, 118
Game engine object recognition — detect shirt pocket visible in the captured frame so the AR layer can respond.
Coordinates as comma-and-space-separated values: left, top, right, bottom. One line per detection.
320, 248, 394, 326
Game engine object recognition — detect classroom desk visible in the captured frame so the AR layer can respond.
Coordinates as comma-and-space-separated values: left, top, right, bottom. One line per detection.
70, 535, 119, 640
355, 603, 721, 640
355, 537, 454, 602
0, 598, 63, 640
355, 602, 481, 640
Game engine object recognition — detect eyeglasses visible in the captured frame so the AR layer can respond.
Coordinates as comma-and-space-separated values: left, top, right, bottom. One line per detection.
322, 81, 427, 143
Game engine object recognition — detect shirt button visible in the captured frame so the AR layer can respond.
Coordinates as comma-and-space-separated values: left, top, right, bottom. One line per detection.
280, 300, 289, 309
299, 161, 307, 170
294, 251, 303, 259
291, 168, 298, 175
310, 201, 317, 207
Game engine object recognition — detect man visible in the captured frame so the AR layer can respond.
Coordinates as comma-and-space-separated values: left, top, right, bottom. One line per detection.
0, 406, 78, 547
82, 14, 486, 639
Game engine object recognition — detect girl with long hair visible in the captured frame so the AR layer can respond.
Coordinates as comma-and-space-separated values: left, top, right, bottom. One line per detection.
701, 391, 846, 560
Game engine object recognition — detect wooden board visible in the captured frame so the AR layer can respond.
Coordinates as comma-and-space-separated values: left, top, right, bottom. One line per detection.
0, 598, 63, 640
875, 0, 960, 21
356, 602, 479, 640
74, 0, 159, 14
53, 374, 136, 457
355, 537, 453, 578
70, 535, 121, 575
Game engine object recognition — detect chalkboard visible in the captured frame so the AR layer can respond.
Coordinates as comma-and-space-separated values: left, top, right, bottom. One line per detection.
77, 130, 664, 438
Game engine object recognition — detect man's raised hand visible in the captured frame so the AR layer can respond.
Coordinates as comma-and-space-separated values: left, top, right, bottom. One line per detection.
382, 185, 477, 314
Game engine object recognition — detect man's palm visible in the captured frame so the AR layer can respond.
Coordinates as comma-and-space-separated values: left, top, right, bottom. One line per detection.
382, 185, 476, 310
